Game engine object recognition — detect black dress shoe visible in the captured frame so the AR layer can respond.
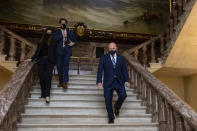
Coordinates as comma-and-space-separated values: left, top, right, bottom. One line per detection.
108, 118, 114, 124
114, 108, 120, 117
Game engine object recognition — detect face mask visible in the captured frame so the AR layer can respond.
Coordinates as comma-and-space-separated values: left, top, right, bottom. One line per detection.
61, 24, 67, 29
109, 50, 116, 56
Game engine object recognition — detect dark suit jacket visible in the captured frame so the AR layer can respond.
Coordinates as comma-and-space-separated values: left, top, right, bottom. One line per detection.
31, 41, 57, 65
96, 53, 129, 87
54, 29, 78, 56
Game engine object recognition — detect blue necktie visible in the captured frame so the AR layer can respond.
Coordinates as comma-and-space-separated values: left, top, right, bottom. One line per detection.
111, 55, 116, 68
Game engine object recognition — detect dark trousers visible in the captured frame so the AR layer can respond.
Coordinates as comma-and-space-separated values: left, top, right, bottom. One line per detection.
57, 53, 70, 83
38, 57, 54, 97
104, 79, 127, 119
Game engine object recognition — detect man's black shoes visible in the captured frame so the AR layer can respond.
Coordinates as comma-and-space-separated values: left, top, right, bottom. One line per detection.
108, 118, 114, 124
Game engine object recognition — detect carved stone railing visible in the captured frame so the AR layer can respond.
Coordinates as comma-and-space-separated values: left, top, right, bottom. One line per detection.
0, 25, 36, 64
123, 51, 197, 131
126, 36, 161, 67
126, 0, 196, 67
0, 62, 37, 131
0, 25, 37, 130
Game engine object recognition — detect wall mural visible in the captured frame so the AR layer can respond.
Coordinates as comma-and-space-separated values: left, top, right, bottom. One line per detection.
0, 0, 169, 35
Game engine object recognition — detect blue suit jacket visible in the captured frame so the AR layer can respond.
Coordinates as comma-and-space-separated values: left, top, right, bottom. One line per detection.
54, 29, 78, 56
97, 53, 129, 87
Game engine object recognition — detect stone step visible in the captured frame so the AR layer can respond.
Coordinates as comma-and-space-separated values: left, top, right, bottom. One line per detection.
31, 88, 134, 94
69, 75, 97, 77
32, 85, 134, 91
68, 77, 96, 81
37, 83, 97, 87
28, 98, 140, 103
30, 92, 137, 99
17, 123, 159, 131
52, 75, 97, 81
29, 94, 137, 100
30, 89, 134, 95
39, 78, 97, 83
21, 114, 152, 124
27, 100, 142, 108
36, 80, 97, 85
32, 85, 100, 89
68, 79, 96, 83
36, 79, 131, 85
24, 106, 147, 110
24, 106, 147, 115
68, 70, 96, 75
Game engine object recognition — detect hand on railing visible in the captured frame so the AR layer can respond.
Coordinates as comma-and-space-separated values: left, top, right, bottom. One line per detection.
24, 59, 32, 63
97, 83, 103, 90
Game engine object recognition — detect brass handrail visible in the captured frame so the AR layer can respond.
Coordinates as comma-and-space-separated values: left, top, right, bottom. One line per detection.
70, 56, 99, 75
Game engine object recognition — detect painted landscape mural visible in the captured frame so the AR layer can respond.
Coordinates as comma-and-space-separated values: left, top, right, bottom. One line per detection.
0, 0, 169, 34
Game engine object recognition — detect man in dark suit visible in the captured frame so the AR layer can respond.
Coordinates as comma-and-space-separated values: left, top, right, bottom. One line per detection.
54, 18, 78, 89
97, 42, 130, 124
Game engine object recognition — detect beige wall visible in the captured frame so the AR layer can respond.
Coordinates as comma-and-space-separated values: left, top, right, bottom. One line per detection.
0, 66, 12, 93
154, 71, 197, 112
154, 74, 185, 100
184, 74, 197, 112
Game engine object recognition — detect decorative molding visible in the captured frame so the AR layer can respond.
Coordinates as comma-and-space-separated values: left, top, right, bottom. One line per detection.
0, 21, 156, 42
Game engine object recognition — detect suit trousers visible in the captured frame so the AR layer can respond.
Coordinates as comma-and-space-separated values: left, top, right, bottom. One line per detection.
104, 79, 127, 119
57, 53, 70, 83
38, 57, 54, 97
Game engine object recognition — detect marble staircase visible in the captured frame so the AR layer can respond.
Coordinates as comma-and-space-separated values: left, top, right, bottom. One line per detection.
17, 75, 159, 131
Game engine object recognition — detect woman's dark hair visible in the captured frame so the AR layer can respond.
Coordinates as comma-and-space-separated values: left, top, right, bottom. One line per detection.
40, 27, 54, 45
59, 18, 68, 24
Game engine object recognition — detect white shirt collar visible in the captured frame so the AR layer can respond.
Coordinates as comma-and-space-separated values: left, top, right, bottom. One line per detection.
61, 29, 67, 33
110, 53, 117, 61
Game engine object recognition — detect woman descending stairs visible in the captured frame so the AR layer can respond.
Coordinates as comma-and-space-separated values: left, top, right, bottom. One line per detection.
17, 75, 159, 131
